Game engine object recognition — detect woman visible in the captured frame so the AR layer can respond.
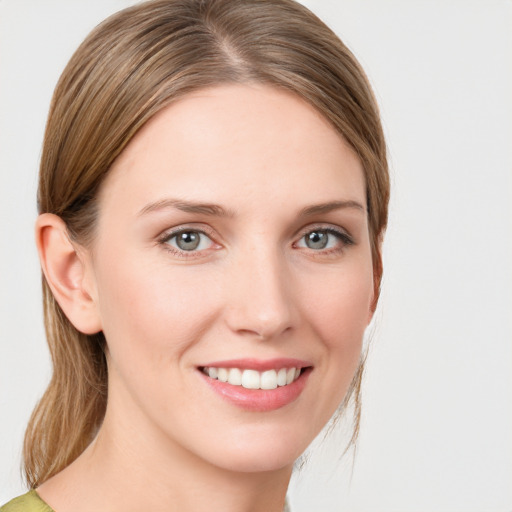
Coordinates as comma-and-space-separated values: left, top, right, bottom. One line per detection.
1, 0, 389, 510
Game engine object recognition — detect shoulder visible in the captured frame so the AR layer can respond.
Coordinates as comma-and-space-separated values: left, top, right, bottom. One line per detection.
0, 491, 54, 512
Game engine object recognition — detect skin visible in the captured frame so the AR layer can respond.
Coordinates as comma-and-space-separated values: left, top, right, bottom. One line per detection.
36, 84, 375, 512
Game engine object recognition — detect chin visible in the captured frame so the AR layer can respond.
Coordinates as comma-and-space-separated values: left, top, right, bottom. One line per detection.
209, 446, 301, 474
188, 421, 316, 474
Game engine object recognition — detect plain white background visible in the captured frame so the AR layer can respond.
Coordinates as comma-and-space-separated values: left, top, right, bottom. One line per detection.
1, 1, 511, 510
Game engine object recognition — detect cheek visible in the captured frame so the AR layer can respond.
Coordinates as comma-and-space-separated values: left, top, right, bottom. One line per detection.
297, 258, 373, 419
303, 259, 374, 347
94, 252, 221, 367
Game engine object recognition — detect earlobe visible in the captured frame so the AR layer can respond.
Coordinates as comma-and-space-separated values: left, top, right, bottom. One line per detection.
35, 213, 102, 335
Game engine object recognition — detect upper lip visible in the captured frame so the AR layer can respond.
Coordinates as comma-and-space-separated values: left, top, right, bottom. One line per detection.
198, 358, 312, 372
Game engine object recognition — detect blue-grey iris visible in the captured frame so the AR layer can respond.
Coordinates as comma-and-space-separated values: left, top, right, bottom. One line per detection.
176, 231, 200, 251
305, 231, 328, 249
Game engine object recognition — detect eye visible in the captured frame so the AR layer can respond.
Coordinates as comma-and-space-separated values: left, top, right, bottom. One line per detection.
296, 227, 353, 252
162, 229, 215, 253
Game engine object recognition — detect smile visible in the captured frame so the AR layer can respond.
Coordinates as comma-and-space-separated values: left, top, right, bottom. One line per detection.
201, 367, 302, 390
198, 359, 312, 412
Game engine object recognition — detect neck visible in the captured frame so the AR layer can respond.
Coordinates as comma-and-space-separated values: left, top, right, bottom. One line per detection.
37, 405, 292, 512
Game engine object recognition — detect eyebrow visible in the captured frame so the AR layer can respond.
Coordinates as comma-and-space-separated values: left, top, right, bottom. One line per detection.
137, 198, 235, 217
137, 198, 365, 218
299, 200, 366, 216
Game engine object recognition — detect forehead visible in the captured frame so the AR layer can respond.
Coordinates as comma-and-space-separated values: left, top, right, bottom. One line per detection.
101, 84, 366, 214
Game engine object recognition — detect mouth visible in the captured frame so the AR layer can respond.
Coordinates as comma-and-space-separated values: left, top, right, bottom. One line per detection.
197, 359, 313, 412
199, 366, 303, 390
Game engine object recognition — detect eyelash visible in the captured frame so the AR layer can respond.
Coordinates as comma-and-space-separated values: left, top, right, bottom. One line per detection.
157, 225, 354, 258
157, 226, 218, 259
294, 226, 354, 255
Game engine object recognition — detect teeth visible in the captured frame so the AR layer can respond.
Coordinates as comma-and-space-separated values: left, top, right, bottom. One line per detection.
228, 368, 242, 386
277, 368, 287, 386
260, 370, 278, 390
217, 368, 228, 382
242, 369, 260, 389
203, 366, 302, 389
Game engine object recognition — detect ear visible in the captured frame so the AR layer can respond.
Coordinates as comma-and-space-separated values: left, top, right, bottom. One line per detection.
35, 213, 102, 335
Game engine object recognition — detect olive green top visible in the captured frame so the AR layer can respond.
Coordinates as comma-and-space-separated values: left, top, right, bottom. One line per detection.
1, 491, 291, 511
0, 491, 53, 512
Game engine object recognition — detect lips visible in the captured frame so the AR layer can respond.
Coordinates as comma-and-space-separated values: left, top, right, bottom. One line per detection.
197, 358, 312, 412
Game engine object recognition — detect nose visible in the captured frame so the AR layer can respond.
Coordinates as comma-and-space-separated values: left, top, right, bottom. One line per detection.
223, 245, 296, 340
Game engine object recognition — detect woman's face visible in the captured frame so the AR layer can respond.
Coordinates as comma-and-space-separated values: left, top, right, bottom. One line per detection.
86, 84, 374, 472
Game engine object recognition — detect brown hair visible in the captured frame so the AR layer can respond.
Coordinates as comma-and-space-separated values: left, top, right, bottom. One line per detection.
25, 0, 389, 487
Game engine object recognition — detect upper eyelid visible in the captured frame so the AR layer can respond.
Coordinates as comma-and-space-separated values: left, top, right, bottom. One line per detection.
294, 223, 351, 239
158, 224, 216, 241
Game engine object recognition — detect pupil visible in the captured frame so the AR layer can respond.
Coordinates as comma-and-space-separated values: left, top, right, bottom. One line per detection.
306, 231, 328, 249
177, 232, 200, 251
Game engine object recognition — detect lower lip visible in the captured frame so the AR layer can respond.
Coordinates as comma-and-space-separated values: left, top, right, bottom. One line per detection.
199, 368, 311, 412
